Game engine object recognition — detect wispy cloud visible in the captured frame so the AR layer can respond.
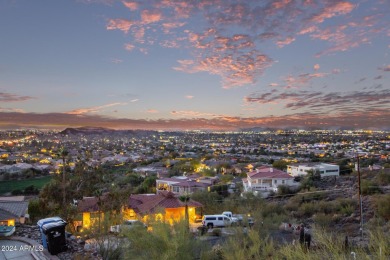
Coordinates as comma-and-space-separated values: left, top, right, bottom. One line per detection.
0, 107, 25, 113
146, 109, 159, 113
111, 58, 123, 64
244, 89, 390, 114
102, 0, 389, 88
0, 92, 34, 102
65, 102, 126, 115
185, 95, 194, 99
171, 110, 221, 118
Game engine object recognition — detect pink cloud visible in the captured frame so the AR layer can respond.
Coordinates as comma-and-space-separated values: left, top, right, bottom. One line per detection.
185, 95, 194, 99
146, 109, 159, 113
272, 0, 292, 9
379, 65, 390, 72
282, 72, 328, 88
314, 64, 320, 70
174, 51, 273, 88
66, 103, 126, 115
298, 26, 318, 35
0, 107, 25, 113
124, 43, 135, 51
171, 110, 220, 118
310, 2, 355, 24
141, 10, 162, 24
104, 0, 387, 88
276, 36, 295, 48
0, 92, 34, 102
122, 1, 138, 11
106, 19, 134, 33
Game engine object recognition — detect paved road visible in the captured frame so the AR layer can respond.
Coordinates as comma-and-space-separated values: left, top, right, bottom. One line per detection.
0, 240, 37, 260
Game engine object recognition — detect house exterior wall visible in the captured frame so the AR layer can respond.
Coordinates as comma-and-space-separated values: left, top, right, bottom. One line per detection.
245, 177, 296, 192
287, 163, 339, 177
76, 206, 200, 231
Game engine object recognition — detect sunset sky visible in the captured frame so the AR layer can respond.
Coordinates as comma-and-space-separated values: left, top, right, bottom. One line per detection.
1, 0, 389, 130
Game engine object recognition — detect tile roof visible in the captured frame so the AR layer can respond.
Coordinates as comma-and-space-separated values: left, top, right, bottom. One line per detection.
248, 167, 293, 179
130, 191, 203, 214
78, 192, 203, 215
0, 201, 28, 221
76, 194, 109, 212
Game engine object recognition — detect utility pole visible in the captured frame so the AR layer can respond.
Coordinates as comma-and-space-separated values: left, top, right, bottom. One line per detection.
357, 155, 363, 237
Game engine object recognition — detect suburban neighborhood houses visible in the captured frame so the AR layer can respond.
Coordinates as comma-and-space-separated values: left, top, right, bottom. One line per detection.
0, 128, 389, 259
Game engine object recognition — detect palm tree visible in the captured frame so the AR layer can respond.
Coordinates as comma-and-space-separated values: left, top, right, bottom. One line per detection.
179, 193, 190, 230
58, 147, 69, 215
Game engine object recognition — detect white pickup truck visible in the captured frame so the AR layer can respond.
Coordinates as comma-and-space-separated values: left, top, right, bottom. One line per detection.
222, 211, 254, 227
222, 211, 243, 223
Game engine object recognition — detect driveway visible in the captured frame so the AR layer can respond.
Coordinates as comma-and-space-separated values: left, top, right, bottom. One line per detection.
0, 240, 36, 260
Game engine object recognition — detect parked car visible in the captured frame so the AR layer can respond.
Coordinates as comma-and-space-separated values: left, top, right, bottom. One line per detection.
202, 215, 232, 229
110, 220, 147, 233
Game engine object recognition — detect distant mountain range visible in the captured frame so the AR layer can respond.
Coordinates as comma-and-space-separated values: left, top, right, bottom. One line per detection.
60, 127, 158, 136
60, 127, 115, 135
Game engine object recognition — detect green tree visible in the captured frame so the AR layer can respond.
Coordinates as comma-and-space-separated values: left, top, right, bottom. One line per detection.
272, 160, 288, 171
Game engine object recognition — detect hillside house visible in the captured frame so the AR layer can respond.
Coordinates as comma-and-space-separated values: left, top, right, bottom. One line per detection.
243, 166, 298, 196
287, 163, 339, 177
75, 191, 203, 232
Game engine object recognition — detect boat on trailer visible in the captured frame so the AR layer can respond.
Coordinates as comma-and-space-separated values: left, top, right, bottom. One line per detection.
0, 225, 15, 237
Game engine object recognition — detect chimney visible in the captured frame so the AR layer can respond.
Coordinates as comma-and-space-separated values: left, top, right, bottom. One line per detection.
270, 167, 273, 172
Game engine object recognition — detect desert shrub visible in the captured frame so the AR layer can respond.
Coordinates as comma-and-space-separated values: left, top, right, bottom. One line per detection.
313, 213, 332, 228
340, 204, 355, 216
221, 228, 275, 260
361, 180, 381, 195
277, 185, 297, 196
211, 228, 222, 237
123, 220, 205, 260
261, 202, 285, 218
316, 201, 337, 214
284, 199, 300, 212
375, 171, 390, 185
374, 194, 390, 220
297, 202, 317, 217
336, 198, 357, 208
368, 228, 390, 258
